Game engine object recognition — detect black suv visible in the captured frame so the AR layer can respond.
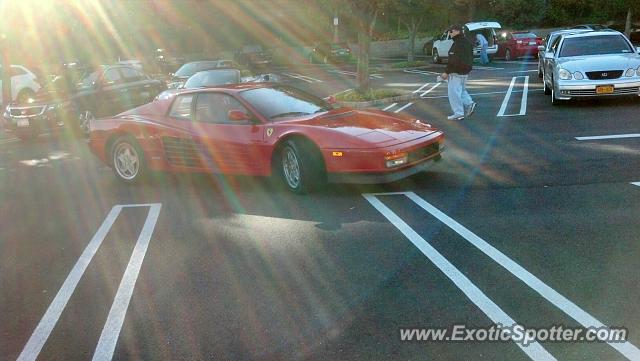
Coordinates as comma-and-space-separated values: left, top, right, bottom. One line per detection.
4, 65, 165, 140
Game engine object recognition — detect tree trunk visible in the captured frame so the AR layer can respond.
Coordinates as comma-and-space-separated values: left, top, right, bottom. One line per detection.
357, 30, 370, 92
408, 23, 417, 62
625, 7, 633, 40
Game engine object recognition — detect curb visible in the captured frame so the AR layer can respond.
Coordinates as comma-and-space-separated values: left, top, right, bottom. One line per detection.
337, 92, 420, 108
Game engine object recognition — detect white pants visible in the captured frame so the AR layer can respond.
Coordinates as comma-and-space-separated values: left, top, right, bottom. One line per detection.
448, 73, 473, 117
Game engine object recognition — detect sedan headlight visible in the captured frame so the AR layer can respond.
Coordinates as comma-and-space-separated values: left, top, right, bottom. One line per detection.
573, 71, 584, 80
625, 68, 635, 77
637, 66, 640, 76
558, 68, 572, 80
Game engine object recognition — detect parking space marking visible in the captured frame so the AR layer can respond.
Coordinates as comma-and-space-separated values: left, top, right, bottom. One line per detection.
575, 133, 640, 141
382, 103, 398, 111
18, 204, 162, 361
363, 194, 556, 361
282, 73, 323, 83
329, 69, 383, 79
632, 182, 640, 187
498, 76, 529, 117
404, 69, 441, 76
473, 65, 505, 70
394, 102, 414, 113
93, 204, 162, 361
510, 70, 539, 73
0, 137, 20, 145
420, 89, 542, 100
382, 191, 640, 360
420, 82, 441, 97
412, 82, 431, 93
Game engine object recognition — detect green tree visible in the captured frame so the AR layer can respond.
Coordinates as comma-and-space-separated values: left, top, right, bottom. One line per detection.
391, 0, 431, 62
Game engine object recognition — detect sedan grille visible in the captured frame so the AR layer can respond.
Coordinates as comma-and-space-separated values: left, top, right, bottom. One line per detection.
408, 143, 440, 163
566, 87, 640, 96
585, 70, 622, 80
162, 136, 202, 167
9, 106, 46, 117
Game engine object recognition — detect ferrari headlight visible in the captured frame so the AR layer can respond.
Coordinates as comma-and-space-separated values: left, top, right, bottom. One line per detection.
385, 152, 408, 168
625, 68, 635, 77
573, 71, 584, 80
558, 69, 572, 80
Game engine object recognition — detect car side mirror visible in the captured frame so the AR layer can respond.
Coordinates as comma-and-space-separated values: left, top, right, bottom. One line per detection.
228, 109, 251, 121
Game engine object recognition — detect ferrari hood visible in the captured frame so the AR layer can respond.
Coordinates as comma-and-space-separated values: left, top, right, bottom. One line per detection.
285, 108, 438, 149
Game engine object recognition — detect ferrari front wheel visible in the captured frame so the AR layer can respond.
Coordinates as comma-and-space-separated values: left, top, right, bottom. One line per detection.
112, 137, 146, 183
279, 140, 324, 194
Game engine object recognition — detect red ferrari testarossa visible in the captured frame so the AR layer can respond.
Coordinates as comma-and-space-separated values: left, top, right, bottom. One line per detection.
88, 83, 444, 193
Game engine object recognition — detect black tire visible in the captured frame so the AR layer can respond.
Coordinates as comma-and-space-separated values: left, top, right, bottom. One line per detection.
505, 49, 512, 61
538, 63, 543, 78
17, 89, 35, 105
543, 78, 551, 95
111, 136, 147, 184
278, 139, 325, 194
432, 49, 441, 64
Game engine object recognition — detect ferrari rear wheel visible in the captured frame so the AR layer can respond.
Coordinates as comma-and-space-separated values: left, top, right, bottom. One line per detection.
112, 137, 146, 183
279, 140, 325, 194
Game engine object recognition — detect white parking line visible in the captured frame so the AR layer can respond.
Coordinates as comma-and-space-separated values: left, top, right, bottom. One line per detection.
404, 69, 441, 76
282, 73, 323, 83
396, 191, 640, 360
412, 83, 431, 93
575, 133, 640, 141
330, 69, 383, 79
473, 65, 504, 70
394, 102, 414, 113
420, 89, 543, 100
0, 137, 20, 145
382, 103, 398, 111
420, 82, 441, 97
632, 182, 640, 187
18, 204, 162, 361
363, 194, 556, 361
93, 204, 162, 361
497, 76, 529, 117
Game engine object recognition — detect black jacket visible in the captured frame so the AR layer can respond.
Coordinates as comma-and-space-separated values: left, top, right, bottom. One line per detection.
446, 33, 473, 75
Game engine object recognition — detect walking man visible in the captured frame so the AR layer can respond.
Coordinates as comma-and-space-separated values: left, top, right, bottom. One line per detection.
441, 24, 476, 121
476, 33, 489, 64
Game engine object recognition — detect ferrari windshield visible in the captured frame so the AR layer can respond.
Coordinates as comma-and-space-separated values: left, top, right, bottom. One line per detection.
239, 85, 330, 120
559, 35, 634, 57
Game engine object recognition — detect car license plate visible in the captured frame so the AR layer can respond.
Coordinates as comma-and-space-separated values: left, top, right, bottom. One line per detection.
17, 119, 30, 127
596, 85, 614, 94
528, 41, 536, 45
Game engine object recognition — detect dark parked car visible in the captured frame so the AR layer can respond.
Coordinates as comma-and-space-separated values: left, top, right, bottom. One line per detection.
235, 45, 272, 68
309, 42, 352, 64
167, 60, 238, 89
3, 65, 165, 140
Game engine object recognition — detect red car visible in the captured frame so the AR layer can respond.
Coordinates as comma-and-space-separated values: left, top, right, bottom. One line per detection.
88, 84, 444, 193
496, 31, 542, 60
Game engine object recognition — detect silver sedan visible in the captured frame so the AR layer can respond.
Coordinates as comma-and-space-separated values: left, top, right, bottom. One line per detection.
541, 31, 640, 105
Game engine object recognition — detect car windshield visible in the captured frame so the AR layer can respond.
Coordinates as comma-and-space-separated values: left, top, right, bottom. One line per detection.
513, 33, 537, 39
174, 61, 220, 77
239, 85, 330, 120
184, 69, 241, 88
559, 35, 634, 57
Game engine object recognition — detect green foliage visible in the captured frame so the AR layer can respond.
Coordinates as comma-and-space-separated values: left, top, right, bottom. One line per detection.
489, 0, 545, 27
336, 88, 404, 102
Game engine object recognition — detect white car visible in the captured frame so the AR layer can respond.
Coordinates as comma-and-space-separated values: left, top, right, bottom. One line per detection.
432, 21, 502, 64
541, 30, 640, 104
537, 29, 592, 78
0, 65, 41, 105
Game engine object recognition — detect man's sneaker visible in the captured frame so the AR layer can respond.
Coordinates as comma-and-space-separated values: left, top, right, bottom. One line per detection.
465, 102, 477, 117
447, 114, 465, 121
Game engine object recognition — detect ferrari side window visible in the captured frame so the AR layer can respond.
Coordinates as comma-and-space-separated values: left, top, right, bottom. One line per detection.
196, 93, 249, 124
169, 94, 194, 120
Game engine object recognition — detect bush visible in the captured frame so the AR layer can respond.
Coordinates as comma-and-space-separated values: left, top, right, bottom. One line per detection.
336, 89, 405, 102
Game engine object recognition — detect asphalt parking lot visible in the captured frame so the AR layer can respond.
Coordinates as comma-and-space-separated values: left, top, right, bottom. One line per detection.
2, 59, 640, 361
